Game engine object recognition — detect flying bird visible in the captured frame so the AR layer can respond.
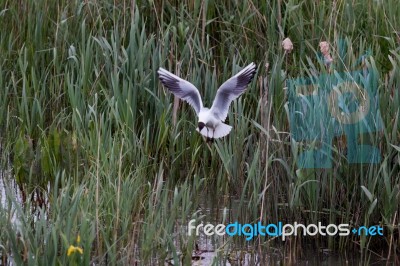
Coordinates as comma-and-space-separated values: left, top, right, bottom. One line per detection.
157, 62, 257, 140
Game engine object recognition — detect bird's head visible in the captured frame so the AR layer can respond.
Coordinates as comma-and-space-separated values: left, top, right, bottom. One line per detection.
198, 122, 205, 131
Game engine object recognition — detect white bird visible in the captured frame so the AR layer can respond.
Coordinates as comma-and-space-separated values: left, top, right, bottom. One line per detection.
157, 62, 257, 140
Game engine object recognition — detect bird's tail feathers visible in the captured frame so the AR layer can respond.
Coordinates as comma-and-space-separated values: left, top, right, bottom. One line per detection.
214, 123, 232, 138
196, 123, 232, 139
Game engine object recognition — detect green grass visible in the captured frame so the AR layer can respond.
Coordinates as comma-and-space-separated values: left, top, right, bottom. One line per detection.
0, 0, 399, 264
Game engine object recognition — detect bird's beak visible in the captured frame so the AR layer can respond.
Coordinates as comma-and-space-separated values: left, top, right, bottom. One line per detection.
198, 122, 205, 131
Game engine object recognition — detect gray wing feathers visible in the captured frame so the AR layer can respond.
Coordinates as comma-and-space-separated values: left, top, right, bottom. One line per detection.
211, 63, 257, 121
157, 68, 203, 115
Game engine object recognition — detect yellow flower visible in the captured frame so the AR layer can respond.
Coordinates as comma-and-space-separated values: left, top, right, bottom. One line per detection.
76, 235, 81, 244
67, 245, 83, 256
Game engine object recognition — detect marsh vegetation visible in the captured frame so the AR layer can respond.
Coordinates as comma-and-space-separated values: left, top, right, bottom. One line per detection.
0, 0, 399, 264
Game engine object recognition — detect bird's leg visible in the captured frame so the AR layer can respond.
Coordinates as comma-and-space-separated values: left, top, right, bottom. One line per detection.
205, 127, 211, 143
206, 128, 215, 143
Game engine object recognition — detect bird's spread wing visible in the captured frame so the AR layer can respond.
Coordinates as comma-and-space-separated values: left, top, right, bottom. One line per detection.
157, 68, 203, 115
210, 62, 257, 121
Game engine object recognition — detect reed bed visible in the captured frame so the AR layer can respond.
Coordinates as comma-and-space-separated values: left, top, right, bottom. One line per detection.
0, 0, 399, 264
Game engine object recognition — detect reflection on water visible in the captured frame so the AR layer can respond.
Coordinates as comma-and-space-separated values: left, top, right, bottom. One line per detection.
1, 167, 14, 210
0, 170, 20, 236
0, 171, 5, 208
187, 249, 384, 266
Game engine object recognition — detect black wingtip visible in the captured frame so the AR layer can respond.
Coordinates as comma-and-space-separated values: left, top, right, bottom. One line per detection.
236, 63, 257, 88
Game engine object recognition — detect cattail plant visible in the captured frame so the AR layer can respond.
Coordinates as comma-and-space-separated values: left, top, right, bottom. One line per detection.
319, 41, 333, 67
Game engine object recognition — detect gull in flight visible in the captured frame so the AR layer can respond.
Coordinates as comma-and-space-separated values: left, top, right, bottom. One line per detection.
157, 63, 257, 140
